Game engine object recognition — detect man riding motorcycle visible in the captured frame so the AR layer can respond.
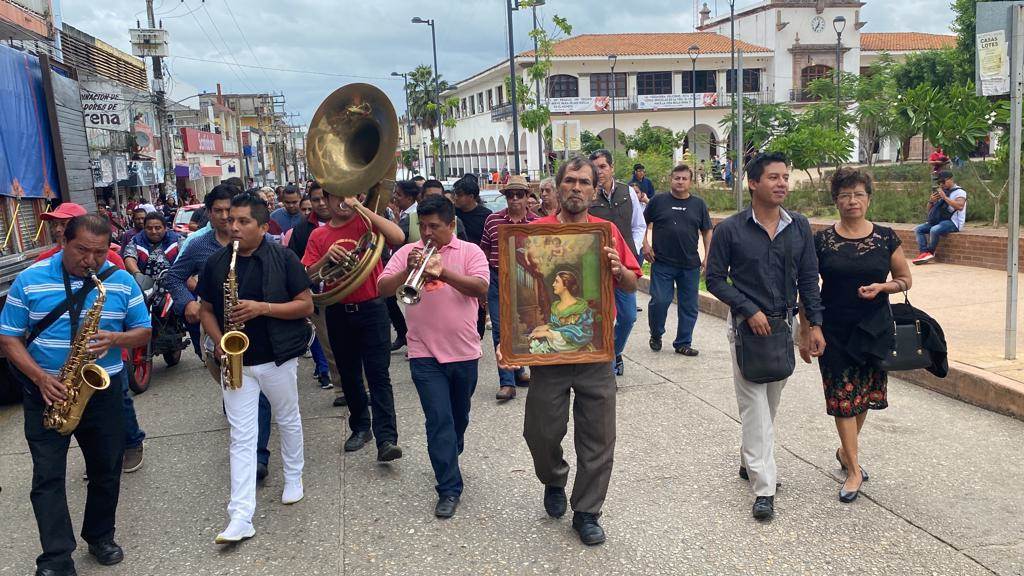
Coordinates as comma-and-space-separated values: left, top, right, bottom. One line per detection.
123, 211, 181, 277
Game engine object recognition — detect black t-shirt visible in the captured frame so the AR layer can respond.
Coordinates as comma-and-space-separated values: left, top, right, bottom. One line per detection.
457, 203, 492, 245
198, 243, 310, 366
643, 193, 712, 268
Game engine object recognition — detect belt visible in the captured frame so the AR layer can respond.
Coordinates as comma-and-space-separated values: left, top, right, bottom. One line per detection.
336, 297, 383, 313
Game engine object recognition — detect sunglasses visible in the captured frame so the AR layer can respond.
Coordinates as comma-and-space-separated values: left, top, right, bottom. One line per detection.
504, 190, 528, 199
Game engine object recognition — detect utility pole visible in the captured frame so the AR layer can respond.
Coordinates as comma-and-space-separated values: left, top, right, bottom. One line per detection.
145, 0, 174, 198
532, 1, 545, 177
507, 0, 521, 173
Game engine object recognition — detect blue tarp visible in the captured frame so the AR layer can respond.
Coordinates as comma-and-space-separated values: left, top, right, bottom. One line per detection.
0, 43, 60, 200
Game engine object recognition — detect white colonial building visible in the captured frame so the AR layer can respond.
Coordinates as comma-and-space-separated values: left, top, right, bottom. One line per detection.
427, 0, 954, 181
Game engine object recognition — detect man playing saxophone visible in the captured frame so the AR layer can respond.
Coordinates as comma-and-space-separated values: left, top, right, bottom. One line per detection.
197, 193, 313, 544
0, 214, 151, 576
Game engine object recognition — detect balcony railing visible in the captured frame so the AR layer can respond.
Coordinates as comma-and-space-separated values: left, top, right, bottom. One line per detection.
789, 89, 821, 103
491, 102, 514, 122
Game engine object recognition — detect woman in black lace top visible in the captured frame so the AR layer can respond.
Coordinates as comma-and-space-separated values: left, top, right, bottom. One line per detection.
801, 168, 913, 504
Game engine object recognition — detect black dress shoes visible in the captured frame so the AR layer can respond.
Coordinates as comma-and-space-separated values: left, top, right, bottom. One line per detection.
332, 395, 348, 407
88, 540, 124, 566
343, 430, 373, 452
572, 512, 606, 545
649, 336, 662, 351
738, 466, 782, 488
434, 495, 459, 518
256, 462, 269, 483
36, 568, 77, 576
752, 496, 775, 521
377, 441, 403, 462
543, 485, 567, 518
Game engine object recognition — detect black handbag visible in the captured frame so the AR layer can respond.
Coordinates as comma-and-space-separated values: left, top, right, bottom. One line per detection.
877, 281, 932, 372
733, 231, 796, 384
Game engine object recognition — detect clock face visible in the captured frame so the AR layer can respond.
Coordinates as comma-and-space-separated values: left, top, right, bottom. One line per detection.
811, 16, 826, 33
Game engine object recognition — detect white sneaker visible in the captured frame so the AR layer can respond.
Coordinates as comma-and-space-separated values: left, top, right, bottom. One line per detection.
214, 518, 255, 544
282, 480, 304, 505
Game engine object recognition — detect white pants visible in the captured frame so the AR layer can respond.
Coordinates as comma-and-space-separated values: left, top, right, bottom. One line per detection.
222, 357, 304, 523
727, 316, 787, 497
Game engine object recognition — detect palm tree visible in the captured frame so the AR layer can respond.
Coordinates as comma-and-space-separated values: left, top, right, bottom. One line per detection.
407, 64, 450, 176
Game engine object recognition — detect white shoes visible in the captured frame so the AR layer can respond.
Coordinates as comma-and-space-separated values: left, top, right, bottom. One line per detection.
282, 480, 304, 505
214, 518, 255, 544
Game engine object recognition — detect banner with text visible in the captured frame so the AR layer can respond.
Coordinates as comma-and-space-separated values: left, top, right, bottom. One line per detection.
637, 92, 719, 110
548, 97, 612, 114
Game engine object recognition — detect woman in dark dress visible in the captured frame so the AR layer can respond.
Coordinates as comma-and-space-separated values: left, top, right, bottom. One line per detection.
800, 168, 912, 503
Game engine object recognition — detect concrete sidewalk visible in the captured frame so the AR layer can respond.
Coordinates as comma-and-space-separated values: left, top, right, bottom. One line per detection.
0, 304, 1022, 575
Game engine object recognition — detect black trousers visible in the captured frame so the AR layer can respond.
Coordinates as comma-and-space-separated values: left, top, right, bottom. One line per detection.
21, 371, 125, 572
385, 295, 407, 340
326, 298, 397, 447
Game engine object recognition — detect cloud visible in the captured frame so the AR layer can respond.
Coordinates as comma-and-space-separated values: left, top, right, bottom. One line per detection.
60, 0, 955, 124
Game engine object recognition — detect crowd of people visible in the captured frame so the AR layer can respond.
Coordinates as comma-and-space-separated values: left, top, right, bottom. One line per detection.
0, 152, 953, 576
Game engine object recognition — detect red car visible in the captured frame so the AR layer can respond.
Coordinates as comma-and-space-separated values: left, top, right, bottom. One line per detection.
172, 204, 204, 236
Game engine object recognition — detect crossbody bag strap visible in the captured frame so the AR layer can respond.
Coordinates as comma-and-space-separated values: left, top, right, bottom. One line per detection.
25, 266, 116, 347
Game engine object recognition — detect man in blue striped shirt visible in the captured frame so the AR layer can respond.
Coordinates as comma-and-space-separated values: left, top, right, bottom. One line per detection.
0, 214, 151, 576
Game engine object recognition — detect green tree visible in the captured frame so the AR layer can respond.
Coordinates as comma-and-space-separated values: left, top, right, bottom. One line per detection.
767, 124, 852, 188
893, 48, 969, 91
619, 120, 684, 156
719, 99, 797, 157
406, 64, 451, 175
952, 0, 999, 84
580, 130, 604, 156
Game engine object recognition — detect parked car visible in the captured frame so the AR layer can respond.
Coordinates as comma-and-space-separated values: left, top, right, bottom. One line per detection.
172, 204, 205, 236
479, 190, 508, 212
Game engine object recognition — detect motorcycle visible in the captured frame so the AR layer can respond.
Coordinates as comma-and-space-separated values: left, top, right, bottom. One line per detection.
126, 270, 190, 394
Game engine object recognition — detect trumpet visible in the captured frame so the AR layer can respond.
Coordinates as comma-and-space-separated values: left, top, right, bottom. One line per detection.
397, 240, 437, 305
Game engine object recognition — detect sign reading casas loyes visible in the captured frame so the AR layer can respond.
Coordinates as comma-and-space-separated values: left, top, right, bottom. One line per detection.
80, 82, 129, 131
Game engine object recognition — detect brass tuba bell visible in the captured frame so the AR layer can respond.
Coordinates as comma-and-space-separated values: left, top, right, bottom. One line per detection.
306, 83, 399, 306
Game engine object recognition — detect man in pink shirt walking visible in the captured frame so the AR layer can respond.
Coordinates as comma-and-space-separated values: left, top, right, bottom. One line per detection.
379, 196, 490, 519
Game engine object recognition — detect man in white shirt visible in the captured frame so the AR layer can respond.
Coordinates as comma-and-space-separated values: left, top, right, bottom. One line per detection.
912, 171, 967, 264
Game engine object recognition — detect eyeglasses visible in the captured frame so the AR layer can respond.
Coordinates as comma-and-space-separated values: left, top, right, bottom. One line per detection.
504, 190, 528, 199
835, 192, 870, 202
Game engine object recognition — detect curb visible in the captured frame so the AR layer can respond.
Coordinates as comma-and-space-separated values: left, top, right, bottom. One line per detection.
637, 276, 1024, 422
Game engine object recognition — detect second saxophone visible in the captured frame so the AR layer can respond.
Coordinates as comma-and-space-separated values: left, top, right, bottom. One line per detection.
220, 240, 249, 390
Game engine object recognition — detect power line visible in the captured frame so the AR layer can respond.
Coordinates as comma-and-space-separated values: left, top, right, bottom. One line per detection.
185, 0, 253, 91
169, 54, 399, 81
200, 2, 259, 91
222, 0, 274, 88
159, 0, 204, 20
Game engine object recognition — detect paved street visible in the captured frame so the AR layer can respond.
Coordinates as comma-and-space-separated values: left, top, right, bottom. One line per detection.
1, 303, 1022, 576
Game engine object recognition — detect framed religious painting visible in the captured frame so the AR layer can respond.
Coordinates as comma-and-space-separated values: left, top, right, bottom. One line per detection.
497, 222, 615, 366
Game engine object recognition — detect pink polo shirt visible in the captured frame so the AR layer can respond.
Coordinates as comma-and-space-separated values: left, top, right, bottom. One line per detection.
382, 237, 490, 363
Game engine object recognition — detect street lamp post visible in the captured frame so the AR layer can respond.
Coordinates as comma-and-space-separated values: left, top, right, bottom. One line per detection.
833, 16, 846, 136
532, 0, 546, 177
608, 54, 617, 154
412, 16, 444, 179
688, 44, 700, 165
391, 71, 412, 179
729, 0, 736, 177
506, 0, 521, 173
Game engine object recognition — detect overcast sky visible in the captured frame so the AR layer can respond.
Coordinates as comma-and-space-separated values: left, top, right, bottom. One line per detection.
61, 0, 956, 126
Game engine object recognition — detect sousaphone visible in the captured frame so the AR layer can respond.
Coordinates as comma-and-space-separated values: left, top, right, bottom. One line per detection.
306, 83, 399, 305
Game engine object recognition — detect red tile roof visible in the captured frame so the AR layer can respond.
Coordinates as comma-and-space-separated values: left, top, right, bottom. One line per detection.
521, 32, 771, 58
861, 32, 956, 52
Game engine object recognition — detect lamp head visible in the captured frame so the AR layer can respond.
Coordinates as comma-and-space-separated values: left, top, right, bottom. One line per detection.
833, 15, 847, 35
412, 16, 427, 24
608, 54, 617, 67
688, 44, 700, 60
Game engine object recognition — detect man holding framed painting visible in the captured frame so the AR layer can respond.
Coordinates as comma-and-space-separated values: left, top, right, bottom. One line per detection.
497, 156, 641, 546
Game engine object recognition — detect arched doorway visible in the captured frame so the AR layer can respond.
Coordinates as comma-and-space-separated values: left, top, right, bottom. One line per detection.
684, 124, 718, 163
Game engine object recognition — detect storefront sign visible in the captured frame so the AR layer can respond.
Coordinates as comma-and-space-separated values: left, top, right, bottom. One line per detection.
81, 82, 129, 131
180, 127, 224, 154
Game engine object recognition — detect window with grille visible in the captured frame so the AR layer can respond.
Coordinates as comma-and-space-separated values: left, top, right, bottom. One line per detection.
486, 89, 493, 110
799, 65, 831, 88
726, 69, 762, 92
497, 85, 504, 105
590, 73, 627, 97
682, 70, 718, 93
636, 72, 672, 95
547, 75, 579, 98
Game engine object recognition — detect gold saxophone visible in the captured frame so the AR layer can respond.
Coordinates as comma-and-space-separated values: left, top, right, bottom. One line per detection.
42, 270, 112, 436
220, 240, 249, 390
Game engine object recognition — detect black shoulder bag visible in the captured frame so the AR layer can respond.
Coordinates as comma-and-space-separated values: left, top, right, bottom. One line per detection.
733, 230, 797, 384
876, 279, 932, 372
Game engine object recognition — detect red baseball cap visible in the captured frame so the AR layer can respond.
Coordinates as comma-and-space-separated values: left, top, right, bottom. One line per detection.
40, 203, 88, 221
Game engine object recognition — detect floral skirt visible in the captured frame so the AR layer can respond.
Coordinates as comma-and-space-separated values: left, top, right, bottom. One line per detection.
818, 332, 889, 417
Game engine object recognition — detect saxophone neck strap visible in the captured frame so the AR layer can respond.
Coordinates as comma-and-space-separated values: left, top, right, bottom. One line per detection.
27, 266, 117, 347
